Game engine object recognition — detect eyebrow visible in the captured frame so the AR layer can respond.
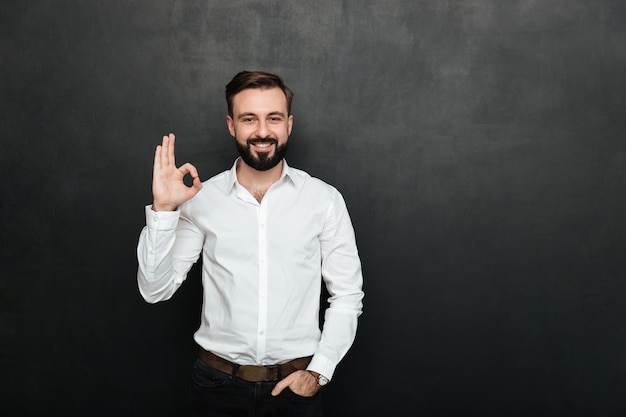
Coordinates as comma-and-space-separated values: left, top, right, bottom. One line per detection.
237, 111, 286, 119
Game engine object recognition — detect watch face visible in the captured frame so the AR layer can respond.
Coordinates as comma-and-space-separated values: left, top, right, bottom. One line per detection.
318, 375, 329, 386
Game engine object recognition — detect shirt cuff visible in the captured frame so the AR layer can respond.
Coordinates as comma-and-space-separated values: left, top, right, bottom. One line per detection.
307, 354, 336, 382
145, 204, 180, 230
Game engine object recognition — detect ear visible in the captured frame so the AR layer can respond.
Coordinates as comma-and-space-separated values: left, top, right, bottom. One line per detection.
226, 115, 236, 137
288, 114, 293, 136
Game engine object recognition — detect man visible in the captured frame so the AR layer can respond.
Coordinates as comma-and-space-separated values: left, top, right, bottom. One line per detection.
137, 71, 364, 417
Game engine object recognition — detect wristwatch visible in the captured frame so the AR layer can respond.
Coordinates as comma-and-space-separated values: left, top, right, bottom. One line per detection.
308, 371, 329, 387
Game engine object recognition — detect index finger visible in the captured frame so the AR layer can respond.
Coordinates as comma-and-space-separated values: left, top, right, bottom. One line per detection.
271, 372, 295, 396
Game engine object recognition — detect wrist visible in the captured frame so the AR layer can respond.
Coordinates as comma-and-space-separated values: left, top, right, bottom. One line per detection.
307, 370, 329, 387
152, 202, 177, 212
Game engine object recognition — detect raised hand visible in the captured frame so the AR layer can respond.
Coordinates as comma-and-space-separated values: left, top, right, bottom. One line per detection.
152, 133, 202, 211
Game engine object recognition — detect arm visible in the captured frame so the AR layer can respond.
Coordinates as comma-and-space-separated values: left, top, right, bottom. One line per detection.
136, 134, 204, 302
310, 188, 364, 378
136, 207, 204, 302
272, 188, 364, 397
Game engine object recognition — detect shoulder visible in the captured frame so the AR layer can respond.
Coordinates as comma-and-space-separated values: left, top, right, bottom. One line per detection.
287, 166, 344, 205
200, 159, 239, 192
289, 166, 338, 193
204, 169, 232, 186
194, 169, 233, 196
290, 168, 342, 198
180, 168, 233, 213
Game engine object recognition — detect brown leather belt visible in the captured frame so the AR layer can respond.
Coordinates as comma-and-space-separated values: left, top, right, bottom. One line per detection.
198, 348, 312, 383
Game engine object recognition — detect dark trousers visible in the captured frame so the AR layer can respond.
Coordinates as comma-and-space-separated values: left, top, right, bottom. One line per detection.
189, 358, 324, 417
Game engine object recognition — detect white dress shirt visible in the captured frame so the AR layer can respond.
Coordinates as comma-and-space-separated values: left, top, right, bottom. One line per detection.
137, 159, 364, 380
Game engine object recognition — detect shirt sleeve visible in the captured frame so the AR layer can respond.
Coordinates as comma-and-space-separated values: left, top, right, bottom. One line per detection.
136, 204, 203, 303
308, 188, 365, 380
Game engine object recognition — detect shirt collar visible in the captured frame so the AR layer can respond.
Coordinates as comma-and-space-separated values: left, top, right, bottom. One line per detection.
224, 158, 298, 193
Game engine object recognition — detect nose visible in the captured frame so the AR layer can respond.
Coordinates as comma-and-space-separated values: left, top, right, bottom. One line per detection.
255, 120, 269, 138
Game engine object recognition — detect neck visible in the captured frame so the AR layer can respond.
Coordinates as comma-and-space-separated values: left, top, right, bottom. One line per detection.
236, 159, 284, 202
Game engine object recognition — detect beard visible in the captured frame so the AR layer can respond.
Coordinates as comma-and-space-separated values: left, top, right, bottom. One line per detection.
236, 137, 289, 171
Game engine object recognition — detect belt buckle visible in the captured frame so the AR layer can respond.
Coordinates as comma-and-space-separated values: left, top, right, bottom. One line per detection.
238, 365, 271, 382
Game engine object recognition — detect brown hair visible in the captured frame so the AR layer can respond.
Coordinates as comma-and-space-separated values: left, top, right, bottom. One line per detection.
225, 71, 293, 117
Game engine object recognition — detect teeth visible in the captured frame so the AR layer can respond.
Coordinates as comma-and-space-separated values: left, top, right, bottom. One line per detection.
256, 143, 271, 147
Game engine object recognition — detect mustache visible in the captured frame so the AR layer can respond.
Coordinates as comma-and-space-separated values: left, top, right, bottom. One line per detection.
247, 137, 278, 145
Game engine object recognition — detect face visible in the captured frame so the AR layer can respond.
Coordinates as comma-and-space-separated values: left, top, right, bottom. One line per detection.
226, 87, 293, 171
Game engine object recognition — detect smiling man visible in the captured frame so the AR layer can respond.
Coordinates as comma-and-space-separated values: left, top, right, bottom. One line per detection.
228, 86, 291, 172
136, 71, 364, 417
226, 84, 293, 202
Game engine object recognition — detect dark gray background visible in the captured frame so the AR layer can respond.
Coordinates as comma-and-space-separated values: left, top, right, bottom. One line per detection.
1, 1, 625, 415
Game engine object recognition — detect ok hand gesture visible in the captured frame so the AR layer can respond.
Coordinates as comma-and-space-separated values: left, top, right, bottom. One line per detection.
152, 133, 202, 212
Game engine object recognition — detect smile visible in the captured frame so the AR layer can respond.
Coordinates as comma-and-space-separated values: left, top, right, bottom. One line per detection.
248, 138, 278, 152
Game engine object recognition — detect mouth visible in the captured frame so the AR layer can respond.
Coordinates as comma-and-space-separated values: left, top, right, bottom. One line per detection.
254, 142, 273, 148
248, 138, 277, 153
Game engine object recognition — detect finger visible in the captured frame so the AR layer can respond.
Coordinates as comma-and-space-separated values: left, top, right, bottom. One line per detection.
271, 372, 296, 396
160, 135, 170, 167
167, 133, 176, 167
178, 163, 203, 191
179, 162, 199, 178
271, 372, 299, 396
154, 144, 162, 172
271, 379, 288, 396
192, 176, 203, 191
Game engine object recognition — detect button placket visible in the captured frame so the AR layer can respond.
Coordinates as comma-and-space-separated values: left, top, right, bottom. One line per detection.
256, 203, 268, 362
